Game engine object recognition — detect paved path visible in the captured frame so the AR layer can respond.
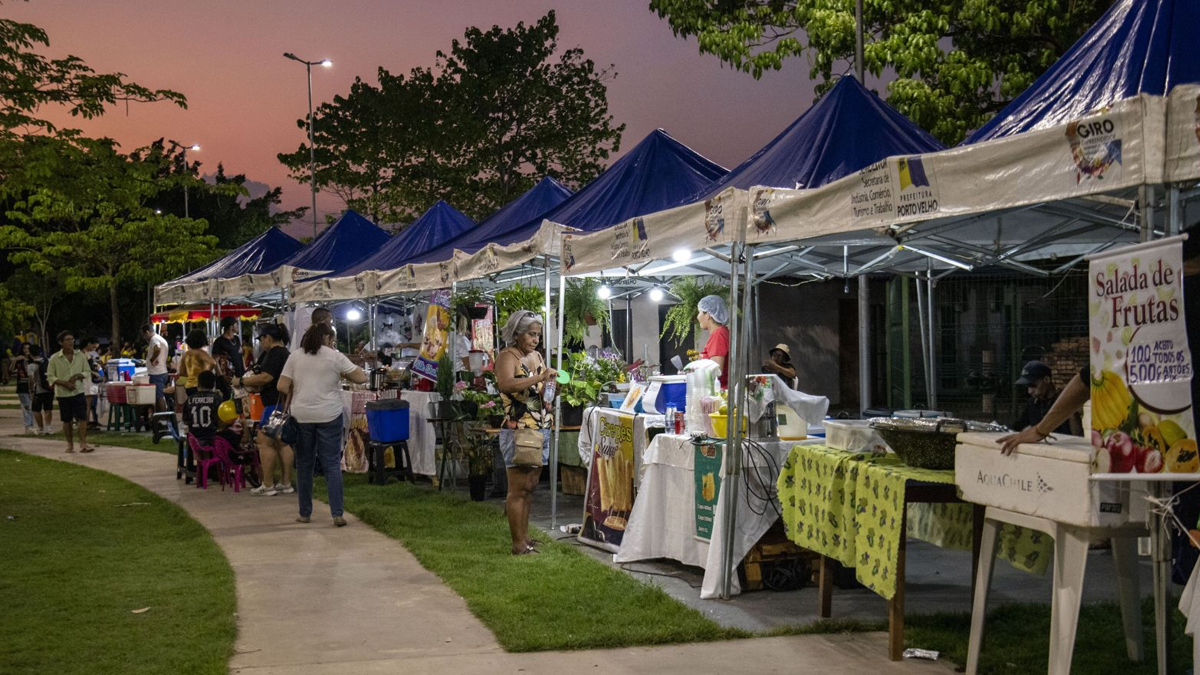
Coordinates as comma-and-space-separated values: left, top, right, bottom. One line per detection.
0, 408, 952, 674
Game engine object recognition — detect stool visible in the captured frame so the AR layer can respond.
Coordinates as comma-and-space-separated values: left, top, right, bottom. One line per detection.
367, 440, 413, 485
967, 506, 1146, 675
106, 403, 136, 431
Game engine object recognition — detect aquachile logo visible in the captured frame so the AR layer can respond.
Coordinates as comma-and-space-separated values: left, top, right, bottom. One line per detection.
439, 261, 452, 285
480, 245, 500, 273
561, 235, 576, 272
354, 275, 366, 295
1066, 113, 1123, 183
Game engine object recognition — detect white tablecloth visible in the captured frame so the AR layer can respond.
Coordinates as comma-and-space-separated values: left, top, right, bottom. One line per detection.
614, 433, 806, 598
577, 406, 664, 485
340, 389, 439, 477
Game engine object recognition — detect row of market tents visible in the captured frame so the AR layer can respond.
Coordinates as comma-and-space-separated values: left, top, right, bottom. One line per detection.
158, 0, 1200, 316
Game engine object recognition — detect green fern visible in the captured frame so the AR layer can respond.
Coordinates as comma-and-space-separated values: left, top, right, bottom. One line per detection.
563, 277, 611, 345
660, 276, 729, 347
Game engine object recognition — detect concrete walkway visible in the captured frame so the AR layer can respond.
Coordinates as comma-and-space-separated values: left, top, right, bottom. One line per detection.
0, 408, 952, 674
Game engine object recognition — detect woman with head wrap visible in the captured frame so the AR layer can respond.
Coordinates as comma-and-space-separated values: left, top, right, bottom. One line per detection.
495, 310, 558, 555
697, 294, 730, 389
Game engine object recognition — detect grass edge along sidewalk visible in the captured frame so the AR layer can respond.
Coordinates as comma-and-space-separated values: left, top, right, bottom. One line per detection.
0, 448, 237, 675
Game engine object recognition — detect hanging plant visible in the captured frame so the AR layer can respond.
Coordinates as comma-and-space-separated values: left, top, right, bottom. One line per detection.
660, 276, 729, 347
563, 278, 611, 346
494, 283, 546, 327
451, 286, 488, 320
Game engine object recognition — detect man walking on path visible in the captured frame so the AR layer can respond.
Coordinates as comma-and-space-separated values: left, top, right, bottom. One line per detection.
142, 324, 170, 412
47, 330, 92, 453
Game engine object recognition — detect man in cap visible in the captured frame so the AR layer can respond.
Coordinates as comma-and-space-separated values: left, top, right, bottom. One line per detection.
762, 343, 797, 388
1011, 360, 1077, 436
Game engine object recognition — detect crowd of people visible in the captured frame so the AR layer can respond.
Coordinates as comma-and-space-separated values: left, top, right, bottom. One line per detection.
9, 332, 107, 447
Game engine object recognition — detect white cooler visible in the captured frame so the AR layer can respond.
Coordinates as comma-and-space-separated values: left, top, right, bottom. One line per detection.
954, 431, 1146, 529
128, 384, 157, 406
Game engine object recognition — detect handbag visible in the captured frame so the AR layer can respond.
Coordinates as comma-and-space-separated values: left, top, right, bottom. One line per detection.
261, 394, 299, 446
511, 427, 545, 468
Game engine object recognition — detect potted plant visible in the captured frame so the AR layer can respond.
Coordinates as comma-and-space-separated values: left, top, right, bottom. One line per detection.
452, 286, 490, 320
447, 420, 491, 501
563, 278, 611, 347
660, 276, 729, 346
494, 283, 547, 327
433, 351, 456, 419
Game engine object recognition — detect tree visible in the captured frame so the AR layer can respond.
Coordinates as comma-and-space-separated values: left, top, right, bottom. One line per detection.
5, 268, 63, 347
278, 11, 624, 223
0, 138, 219, 345
649, 0, 1112, 144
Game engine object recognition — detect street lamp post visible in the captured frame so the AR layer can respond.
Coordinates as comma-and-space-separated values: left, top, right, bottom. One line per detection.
283, 52, 332, 240
167, 140, 201, 218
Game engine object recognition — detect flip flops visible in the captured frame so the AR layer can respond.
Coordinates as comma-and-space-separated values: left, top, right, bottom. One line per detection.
513, 545, 539, 556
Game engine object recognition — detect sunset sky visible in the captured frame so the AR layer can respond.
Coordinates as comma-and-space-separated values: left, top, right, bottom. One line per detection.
9, 0, 852, 235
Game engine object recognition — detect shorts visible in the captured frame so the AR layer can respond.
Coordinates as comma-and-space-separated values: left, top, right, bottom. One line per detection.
32, 392, 54, 412
148, 373, 170, 402
499, 428, 550, 469
58, 394, 87, 423
260, 404, 278, 427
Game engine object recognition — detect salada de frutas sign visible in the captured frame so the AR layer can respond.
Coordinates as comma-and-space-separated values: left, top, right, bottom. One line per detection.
1088, 236, 1195, 475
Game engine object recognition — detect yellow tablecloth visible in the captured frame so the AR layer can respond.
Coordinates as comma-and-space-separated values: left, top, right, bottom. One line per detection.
778, 444, 1051, 600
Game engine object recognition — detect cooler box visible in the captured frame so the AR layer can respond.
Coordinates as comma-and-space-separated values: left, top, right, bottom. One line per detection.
955, 431, 1146, 529
110, 358, 136, 381
128, 384, 157, 405
106, 382, 128, 404
824, 419, 889, 453
366, 398, 410, 443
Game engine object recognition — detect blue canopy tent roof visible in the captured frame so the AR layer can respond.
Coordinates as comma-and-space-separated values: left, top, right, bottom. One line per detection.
412, 176, 572, 264
696, 76, 944, 195
281, 209, 391, 275
165, 226, 303, 286
966, 0, 1200, 143
341, 200, 475, 276
459, 129, 726, 250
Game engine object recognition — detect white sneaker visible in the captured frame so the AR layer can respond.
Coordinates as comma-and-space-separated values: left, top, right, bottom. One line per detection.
250, 485, 277, 497
24, 426, 35, 435
276, 483, 295, 495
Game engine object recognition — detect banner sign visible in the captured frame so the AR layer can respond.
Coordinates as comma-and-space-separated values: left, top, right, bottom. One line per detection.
1088, 236, 1195, 474
693, 441, 723, 541
580, 409, 636, 552
471, 305, 494, 361
411, 290, 451, 383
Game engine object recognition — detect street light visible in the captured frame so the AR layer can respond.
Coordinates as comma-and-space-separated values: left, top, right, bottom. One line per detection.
284, 52, 332, 240
166, 140, 200, 218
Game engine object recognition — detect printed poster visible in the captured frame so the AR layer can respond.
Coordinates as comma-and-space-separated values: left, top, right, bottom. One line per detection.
694, 441, 723, 541
411, 291, 451, 383
471, 305, 494, 361
580, 409, 636, 552
1088, 236, 1195, 475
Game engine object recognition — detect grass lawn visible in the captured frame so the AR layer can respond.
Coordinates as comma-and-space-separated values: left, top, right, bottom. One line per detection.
907, 599, 1191, 674
45, 429, 176, 455
0, 449, 237, 675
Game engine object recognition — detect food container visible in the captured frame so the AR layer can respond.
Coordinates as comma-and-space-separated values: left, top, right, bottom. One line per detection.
132, 374, 150, 386
870, 417, 1008, 470
128, 384, 158, 405
105, 382, 128, 404
776, 404, 808, 440
824, 419, 888, 453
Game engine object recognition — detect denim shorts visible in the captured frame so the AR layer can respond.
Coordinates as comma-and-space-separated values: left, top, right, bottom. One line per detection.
148, 373, 169, 401
498, 428, 550, 469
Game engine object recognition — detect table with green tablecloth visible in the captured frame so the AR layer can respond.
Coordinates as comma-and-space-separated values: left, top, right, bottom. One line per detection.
777, 444, 1052, 660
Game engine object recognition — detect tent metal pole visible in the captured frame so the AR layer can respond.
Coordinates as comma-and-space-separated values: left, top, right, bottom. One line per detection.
720, 240, 743, 599
859, 276, 871, 414
1140, 184, 1155, 242
552, 273, 566, 529
625, 296, 633, 361
914, 270, 931, 408
855, 0, 864, 82
1168, 185, 1180, 236
927, 265, 937, 409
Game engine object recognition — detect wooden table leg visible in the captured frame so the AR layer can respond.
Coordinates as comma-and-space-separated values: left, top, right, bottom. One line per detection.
818, 556, 833, 618
888, 508, 908, 661
972, 504, 985, 602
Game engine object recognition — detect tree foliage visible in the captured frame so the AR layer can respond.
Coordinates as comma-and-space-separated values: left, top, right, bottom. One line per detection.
650, 0, 1112, 144
278, 10, 624, 224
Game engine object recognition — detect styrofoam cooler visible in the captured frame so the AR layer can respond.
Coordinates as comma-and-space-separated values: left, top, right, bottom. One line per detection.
955, 431, 1146, 528
366, 398, 410, 443
106, 382, 129, 404
824, 419, 889, 453
128, 384, 157, 405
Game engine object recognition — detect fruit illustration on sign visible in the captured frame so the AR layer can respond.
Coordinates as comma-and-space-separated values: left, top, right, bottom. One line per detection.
1091, 369, 1132, 431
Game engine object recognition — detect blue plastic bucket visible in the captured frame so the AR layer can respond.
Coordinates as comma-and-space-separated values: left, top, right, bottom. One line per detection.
366, 399, 410, 443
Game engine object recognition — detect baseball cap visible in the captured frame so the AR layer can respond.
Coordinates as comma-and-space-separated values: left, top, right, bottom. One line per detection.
1015, 360, 1052, 386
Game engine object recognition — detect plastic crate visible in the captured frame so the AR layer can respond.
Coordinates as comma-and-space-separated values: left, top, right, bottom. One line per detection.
366, 398, 410, 443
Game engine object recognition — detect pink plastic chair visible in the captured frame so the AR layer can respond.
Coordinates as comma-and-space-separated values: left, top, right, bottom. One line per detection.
186, 434, 224, 490
209, 436, 248, 493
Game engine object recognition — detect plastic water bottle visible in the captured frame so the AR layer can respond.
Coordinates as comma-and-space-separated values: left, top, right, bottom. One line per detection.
542, 378, 557, 404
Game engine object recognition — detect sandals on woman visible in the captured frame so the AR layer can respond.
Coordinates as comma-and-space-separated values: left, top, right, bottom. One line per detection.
80, 446, 95, 453
513, 545, 539, 556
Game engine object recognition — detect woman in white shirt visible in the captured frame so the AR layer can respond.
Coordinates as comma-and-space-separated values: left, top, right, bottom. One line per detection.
278, 323, 367, 526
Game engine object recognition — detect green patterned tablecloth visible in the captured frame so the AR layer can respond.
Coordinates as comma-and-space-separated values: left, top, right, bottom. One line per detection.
778, 444, 1051, 600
